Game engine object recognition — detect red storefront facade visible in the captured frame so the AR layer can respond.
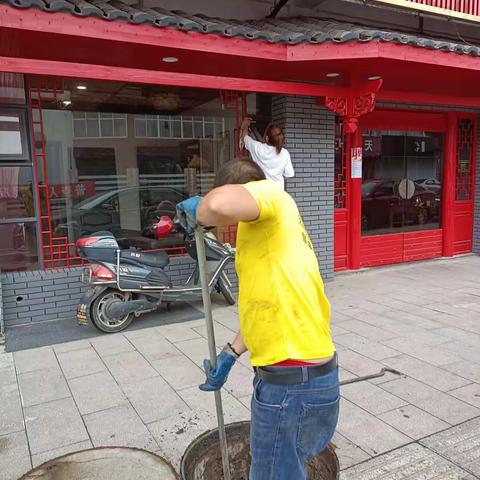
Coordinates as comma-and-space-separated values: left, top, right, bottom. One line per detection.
1, 0, 479, 284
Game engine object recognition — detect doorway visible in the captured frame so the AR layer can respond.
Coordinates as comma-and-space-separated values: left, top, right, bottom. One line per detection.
361, 131, 443, 236
358, 110, 448, 268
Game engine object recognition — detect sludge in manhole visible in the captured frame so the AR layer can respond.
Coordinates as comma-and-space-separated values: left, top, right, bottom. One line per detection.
20, 447, 178, 480
181, 421, 339, 480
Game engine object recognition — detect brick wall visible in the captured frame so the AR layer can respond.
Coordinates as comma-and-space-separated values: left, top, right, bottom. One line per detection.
1, 268, 85, 327
1, 255, 237, 327
272, 96, 335, 281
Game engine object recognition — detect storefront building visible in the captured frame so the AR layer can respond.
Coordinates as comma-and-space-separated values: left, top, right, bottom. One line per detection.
1, 0, 479, 327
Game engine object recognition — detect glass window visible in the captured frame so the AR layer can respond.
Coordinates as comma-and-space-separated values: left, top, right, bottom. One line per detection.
31, 78, 267, 260
0, 109, 29, 160
0, 222, 38, 271
0, 166, 35, 219
362, 131, 443, 236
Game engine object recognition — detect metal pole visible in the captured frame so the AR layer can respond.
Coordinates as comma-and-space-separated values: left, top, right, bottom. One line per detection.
194, 227, 231, 480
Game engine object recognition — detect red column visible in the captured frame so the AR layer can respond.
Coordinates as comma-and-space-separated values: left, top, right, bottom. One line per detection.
442, 112, 457, 257
348, 128, 362, 270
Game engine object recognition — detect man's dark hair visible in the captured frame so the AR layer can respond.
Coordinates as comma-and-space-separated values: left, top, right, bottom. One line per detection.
214, 159, 266, 187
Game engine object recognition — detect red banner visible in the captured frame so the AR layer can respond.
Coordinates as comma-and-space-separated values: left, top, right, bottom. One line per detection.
49, 181, 95, 199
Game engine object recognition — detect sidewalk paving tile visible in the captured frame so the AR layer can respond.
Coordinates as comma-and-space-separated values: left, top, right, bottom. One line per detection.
340, 381, 408, 415
152, 355, 205, 390
335, 333, 400, 360
223, 362, 254, 399
31, 440, 93, 467
336, 398, 410, 456
122, 376, 188, 424
127, 334, 182, 362
103, 350, 159, 385
56, 347, 106, 380
14, 347, 58, 375
90, 334, 135, 357
377, 405, 450, 439
380, 377, 480, 424
0, 384, 24, 436
337, 319, 398, 342
0, 430, 31, 480
336, 346, 385, 377
174, 337, 217, 367
341, 443, 476, 479
447, 383, 480, 408
420, 417, 480, 477
68, 371, 128, 415
148, 409, 215, 471
442, 359, 480, 384
381, 338, 461, 367
18, 368, 70, 407
193, 323, 237, 346
53, 339, 91, 354
24, 397, 88, 455
155, 324, 202, 343
178, 385, 250, 426
83, 404, 158, 451
381, 354, 471, 392
332, 432, 371, 470
432, 327, 480, 347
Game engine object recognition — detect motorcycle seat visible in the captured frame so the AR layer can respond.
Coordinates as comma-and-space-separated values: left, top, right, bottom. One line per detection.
120, 249, 170, 268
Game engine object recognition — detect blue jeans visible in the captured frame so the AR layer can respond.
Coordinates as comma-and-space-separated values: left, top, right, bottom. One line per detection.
250, 367, 340, 480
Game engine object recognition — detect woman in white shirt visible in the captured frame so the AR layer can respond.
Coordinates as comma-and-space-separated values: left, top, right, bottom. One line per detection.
240, 118, 294, 190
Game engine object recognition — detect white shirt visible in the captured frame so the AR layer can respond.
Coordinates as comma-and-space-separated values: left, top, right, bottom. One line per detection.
244, 135, 294, 189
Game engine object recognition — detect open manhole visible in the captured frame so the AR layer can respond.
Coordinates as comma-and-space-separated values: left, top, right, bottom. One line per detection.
181, 421, 339, 480
20, 447, 178, 480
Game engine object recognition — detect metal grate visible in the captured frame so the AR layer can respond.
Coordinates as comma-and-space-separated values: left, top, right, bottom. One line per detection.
456, 118, 474, 201
334, 117, 347, 209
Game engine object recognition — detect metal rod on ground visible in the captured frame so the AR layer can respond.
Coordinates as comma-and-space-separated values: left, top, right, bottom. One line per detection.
194, 227, 232, 480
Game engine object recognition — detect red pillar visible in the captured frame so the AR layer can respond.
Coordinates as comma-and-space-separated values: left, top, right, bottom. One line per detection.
349, 128, 362, 270
442, 112, 457, 257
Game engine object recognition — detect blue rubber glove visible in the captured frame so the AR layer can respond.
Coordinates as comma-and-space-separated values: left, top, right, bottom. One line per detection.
175, 196, 202, 235
199, 350, 237, 392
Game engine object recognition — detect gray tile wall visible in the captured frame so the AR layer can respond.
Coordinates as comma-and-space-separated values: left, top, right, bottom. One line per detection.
473, 120, 480, 254
272, 95, 335, 281
1, 256, 237, 327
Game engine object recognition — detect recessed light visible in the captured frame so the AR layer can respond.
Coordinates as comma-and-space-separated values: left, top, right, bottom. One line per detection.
63, 100, 72, 106
326, 72, 340, 78
162, 57, 178, 63
368, 75, 382, 81
76, 85, 87, 90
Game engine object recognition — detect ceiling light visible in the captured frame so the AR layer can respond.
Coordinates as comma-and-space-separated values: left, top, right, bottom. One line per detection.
325, 72, 340, 78
63, 100, 72, 106
76, 85, 87, 90
368, 75, 382, 81
162, 57, 178, 63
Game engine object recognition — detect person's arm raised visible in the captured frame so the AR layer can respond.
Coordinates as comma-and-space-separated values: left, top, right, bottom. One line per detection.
197, 184, 259, 226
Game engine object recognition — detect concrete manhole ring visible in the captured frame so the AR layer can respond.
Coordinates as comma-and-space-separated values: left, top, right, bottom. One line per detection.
20, 447, 178, 480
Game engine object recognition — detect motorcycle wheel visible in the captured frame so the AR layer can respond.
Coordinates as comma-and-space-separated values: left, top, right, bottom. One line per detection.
216, 277, 235, 306
91, 289, 134, 333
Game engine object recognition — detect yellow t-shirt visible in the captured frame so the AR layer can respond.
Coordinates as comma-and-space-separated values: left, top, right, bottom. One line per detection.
236, 180, 335, 367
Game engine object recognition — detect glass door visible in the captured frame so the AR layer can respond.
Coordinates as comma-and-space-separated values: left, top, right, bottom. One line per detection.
362, 131, 443, 236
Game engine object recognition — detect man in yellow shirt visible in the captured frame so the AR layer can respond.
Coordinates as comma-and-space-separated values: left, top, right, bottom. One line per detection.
176, 159, 339, 480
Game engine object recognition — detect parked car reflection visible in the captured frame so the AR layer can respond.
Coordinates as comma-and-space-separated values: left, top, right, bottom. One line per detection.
362, 179, 440, 233
53, 186, 188, 251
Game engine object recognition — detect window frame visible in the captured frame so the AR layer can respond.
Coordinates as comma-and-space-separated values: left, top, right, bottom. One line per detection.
0, 107, 30, 162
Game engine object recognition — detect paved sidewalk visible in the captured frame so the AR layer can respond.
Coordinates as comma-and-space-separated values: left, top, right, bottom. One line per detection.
1, 255, 480, 479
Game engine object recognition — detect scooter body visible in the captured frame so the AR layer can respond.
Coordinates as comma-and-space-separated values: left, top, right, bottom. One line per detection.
76, 223, 235, 333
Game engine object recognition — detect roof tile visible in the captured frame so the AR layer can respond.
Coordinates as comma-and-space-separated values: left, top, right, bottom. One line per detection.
2, 0, 479, 57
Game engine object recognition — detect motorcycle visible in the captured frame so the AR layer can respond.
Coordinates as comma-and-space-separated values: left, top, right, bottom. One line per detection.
76, 216, 235, 333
